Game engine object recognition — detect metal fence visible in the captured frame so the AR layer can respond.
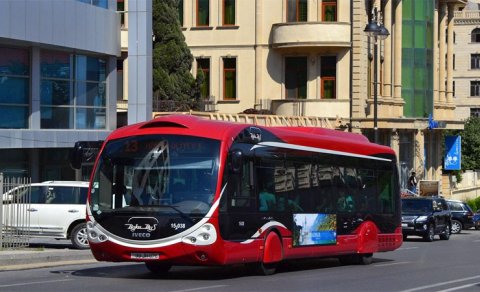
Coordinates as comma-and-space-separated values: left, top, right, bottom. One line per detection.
0, 173, 31, 249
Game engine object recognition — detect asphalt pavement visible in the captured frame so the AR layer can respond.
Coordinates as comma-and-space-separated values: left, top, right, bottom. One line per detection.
0, 238, 96, 271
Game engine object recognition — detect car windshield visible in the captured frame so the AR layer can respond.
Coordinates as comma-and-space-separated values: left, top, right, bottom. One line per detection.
90, 135, 220, 217
402, 199, 432, 213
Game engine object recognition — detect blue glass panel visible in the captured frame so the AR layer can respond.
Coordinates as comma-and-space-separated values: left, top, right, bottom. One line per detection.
0, 106, 28, 128
0, 77, 29, 104
76, 55, 106, 82
40, 106, 73, 129
93, 0, 108, 9
76, 81, 106, 107
41, 51, 71, 79
41, 80, 72, 106
0, 47, 29, 75
76, 107, 106, 129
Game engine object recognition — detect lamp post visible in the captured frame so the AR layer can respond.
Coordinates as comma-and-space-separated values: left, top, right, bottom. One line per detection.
364, 8, 389, 144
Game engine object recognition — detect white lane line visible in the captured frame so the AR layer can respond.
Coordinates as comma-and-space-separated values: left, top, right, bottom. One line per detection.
398, 247, 419, 250
169, 285, 229, 292
374, 261, 410, 267
438, 282, 480, 292
400, 275, 480, 292
0, 279, 73, 288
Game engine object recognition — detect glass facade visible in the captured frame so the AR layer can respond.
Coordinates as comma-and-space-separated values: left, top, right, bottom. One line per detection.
0, 47, 30, 128
40, 51, 107, 129
402, 0, 434, 118
77, 0, 108, 9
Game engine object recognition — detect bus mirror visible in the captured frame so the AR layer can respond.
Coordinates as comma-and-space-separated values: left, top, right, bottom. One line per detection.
230, 150, 243, 174
69, 140, 103, 170
70, 143, 83, 169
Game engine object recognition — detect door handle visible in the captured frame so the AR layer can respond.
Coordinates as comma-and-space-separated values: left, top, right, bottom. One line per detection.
68, 209, 79, 213
27, 208, 38, 212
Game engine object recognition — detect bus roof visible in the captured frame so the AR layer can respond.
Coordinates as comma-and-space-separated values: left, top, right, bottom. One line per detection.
106, 115, 395, 158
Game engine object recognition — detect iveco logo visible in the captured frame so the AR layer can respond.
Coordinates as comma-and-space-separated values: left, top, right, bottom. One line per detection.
125, 217, 159, 233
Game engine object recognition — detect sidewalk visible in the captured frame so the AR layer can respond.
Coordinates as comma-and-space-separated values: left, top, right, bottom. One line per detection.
0, 241, 96, 271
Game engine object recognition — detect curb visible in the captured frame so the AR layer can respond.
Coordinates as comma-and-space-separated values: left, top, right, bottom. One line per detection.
0, 249, 96, 271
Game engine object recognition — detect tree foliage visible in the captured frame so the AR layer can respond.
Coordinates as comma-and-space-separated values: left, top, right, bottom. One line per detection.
152, 0, 200, 110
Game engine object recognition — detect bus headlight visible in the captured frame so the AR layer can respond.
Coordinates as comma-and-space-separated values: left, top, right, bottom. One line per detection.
87, 221, 108, 243
182, 223, 217, 246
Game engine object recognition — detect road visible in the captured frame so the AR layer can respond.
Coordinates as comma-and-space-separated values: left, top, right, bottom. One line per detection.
1, 231, 479, 292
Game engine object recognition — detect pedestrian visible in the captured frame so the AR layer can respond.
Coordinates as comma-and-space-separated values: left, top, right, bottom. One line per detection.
408, 171, 417, 194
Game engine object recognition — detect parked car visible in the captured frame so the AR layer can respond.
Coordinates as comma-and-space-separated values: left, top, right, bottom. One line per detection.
401, 196, 451, 242
446, 200, 474, 234
2, 181, 89, 249
474, 209, 480, 230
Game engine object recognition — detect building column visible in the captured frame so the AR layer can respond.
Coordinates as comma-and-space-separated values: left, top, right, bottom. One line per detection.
393, 0, 402, 100
383, 0, 392, 99
433, 1, 440, 104
391, 129, 400, 166
30, 47, 41, 130
446, 3, 455, 104
414, 130, 425, 179
255, 0, 263, 109
107, 56, 117, 130
439, 3, 447, 104
127, 0, 153, 124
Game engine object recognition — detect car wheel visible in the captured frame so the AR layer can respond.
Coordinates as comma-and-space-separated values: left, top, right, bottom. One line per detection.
451, 220, 462, 234
423, 224, 435, 242
439, 224, 451, 240
403, 234, 408, 241
475, 225, 480, 230
71, 223, 89, 249
145, 261, 172, 274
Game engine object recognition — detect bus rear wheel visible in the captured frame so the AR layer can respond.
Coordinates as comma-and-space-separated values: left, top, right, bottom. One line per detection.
145, 261, 172, 274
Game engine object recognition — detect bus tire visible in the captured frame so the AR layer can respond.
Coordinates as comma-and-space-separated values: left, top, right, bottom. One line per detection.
339, 253, 373, 265
145, 261, 172, 274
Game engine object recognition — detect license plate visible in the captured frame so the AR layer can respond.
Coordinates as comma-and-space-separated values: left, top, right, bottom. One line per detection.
131, 253, 160, 260
401, 223, 408, 227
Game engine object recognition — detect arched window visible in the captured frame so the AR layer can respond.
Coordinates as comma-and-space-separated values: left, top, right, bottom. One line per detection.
471, 28, 480, 42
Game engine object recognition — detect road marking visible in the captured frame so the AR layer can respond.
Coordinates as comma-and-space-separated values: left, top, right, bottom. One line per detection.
374, 261, 410, 267
400, 275, 480, 292
398, 247, 419, 251
438, 282, 480, 292
0, 279, 73, 288
169, 285, 229, 292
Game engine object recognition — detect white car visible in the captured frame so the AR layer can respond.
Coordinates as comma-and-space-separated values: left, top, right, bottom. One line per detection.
2, 181, 89, 249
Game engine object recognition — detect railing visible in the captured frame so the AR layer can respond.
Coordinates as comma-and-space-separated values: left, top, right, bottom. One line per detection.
454, 11, 480, 19
0, 174, 31, 249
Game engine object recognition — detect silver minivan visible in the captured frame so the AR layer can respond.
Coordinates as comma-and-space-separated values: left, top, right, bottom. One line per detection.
2, 181, 89, 249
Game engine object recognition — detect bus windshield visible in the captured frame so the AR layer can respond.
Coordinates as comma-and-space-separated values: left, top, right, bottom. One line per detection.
90, 135, 220, 217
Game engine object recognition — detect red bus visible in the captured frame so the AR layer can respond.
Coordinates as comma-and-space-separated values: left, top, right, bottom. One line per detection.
75, 114, 402, 275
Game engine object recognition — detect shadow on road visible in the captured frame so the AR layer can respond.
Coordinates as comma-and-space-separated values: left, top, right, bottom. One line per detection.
58, 256, 392, 280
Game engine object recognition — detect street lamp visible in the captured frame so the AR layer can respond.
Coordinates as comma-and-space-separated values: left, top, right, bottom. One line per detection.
364, 7, 389, 144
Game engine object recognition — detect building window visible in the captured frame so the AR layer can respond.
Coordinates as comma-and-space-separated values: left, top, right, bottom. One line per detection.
285, 57, 307, 99
472, 28, 480, 43
321, 56, 336, 99
472, 54, 480, 69
40, 51, 107, 129
77, 0, 108, 9
223, 0, 235, 25
178, 0, 184, 26
197, 0, 209, 26
322, 0, 337, 21
223, 58, 236, 100
287, 0, 307, 22
197, 58, 210, 99
471, 81, 480, 97
117, 0, 126, 28
0, 47, 29, 129
471, 108, 480, 117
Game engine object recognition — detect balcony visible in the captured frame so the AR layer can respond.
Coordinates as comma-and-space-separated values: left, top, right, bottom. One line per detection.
270, 99, 349, 119
271, 22, 351, 49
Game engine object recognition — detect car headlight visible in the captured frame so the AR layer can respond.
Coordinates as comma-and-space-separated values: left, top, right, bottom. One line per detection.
416, 216, 428, 222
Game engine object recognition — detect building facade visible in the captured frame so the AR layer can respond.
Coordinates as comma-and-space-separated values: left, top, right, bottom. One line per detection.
0, 0, 120, 181
453, 0, 480, 119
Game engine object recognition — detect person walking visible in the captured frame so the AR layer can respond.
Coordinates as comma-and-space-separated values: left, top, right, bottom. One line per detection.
408, 171, 417, 194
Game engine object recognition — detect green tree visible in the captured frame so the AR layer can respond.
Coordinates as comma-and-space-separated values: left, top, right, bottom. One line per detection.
152, 0, 200, 111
